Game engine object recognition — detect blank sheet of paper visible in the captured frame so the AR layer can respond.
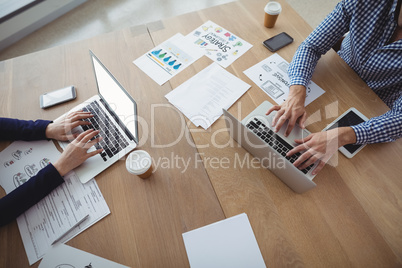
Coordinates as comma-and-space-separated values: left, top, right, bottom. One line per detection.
182, 213, 266, 268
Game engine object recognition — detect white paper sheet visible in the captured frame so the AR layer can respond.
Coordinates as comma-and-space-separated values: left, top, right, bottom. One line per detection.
18, 173, 110, 265
182, 213, 266, 268
133, 33, 204, 85
0, 140, 61, 194
0, 140, 110, 265
165, 62, 250, 129
186, 20, 253, 68
39, 244, 129, 268
243, 53, 325, 106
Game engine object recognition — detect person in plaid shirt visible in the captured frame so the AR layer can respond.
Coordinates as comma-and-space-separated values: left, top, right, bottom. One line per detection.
266, 0, 402, 174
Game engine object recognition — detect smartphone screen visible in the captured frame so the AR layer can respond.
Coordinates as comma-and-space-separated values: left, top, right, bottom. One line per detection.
40, 86, 76, 108
263, 32, 293, 52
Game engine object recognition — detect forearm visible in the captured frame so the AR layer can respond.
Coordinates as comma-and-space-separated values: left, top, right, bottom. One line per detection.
288, 1, 351, 86
0, 118, 51, 141
289, 85, 307, 99
351, 97, 402, 144
337, 127, 357, 147
351, 116, 402, 144
288, 44, 322, 87
0, 164, 64, 226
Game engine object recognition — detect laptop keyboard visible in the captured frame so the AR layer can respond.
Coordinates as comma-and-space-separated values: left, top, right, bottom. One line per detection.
81, 101, 129, 162
245, 118, 313, 174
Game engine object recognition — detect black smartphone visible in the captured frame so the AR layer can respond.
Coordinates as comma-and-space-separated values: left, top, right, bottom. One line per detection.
262, 32, 294, 52
40, 85, 76, 109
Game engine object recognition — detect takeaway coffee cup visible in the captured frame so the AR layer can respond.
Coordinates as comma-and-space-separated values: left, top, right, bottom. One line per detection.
264, 1, 282, 28
126, 150, 153, 179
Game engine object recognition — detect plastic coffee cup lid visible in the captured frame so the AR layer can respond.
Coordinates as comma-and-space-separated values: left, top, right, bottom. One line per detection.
265, 2, 282, 15
126, 150, 152, 175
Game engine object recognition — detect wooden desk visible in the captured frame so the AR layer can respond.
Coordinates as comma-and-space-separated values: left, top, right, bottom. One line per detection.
0, 24, 225, 267
148, 0, 402, 267
1, 0, 401, 267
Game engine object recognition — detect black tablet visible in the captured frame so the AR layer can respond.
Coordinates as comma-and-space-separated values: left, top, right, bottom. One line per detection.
323, 108, 368, 158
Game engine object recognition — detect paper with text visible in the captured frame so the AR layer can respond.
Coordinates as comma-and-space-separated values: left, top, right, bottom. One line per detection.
243, 53, 325, 106
186, 20, 253, 68
133, 33, 204, 85
39, 244, 129, 268
0, 140, 110, 265
19, 172, 110, 265
0, 140, 61, 194
165, 62, 250, 129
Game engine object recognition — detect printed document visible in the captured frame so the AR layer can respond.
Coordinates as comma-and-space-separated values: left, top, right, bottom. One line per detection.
165, 62, 250, 129
133, 33, 204, 85
244, 53, 325, 106
0, 140, 60, 194
39, 244, 129, 268
0, 140, 110, 265
186, 20, 253, 68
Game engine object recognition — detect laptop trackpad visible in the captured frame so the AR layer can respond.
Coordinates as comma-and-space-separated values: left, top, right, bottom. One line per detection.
278, 121, 310, 146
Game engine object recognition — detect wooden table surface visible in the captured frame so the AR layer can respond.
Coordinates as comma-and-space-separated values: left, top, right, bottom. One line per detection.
1, 0, 401, 267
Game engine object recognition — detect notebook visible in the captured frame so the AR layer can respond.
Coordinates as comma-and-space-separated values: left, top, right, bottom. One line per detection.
223, 101, 318, 193
56, 50, 139, 183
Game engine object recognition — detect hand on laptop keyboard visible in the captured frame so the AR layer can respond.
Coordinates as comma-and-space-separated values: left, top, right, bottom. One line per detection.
53, 129, 103, 176
246, 118, 314, 175
47, 111, 94, 141
80, 101, 130, 162
265, 85, 307, 137
287, 127, 357, 175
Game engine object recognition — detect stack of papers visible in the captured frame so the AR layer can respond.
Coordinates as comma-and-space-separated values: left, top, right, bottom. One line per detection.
133, 20, 254, 129
134, 22, 325, 129
165, 63, 250, 129
134, 21, 253, 85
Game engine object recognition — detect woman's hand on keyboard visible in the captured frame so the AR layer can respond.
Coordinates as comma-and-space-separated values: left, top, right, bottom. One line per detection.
53, 129, 103, 176
46, 111, 93, 141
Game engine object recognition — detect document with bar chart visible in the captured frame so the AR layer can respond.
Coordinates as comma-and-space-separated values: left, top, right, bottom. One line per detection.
133, 33, 204, 85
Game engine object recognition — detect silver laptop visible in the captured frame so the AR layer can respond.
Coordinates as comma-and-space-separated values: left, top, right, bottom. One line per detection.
223, 101, 318, 193
57, 51, 139, 183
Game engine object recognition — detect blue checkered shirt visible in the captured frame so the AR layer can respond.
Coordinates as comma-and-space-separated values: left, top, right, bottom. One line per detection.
288, 0, 402, 144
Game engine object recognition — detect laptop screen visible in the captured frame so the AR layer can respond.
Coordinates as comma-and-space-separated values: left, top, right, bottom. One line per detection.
90, 51, 138, 143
